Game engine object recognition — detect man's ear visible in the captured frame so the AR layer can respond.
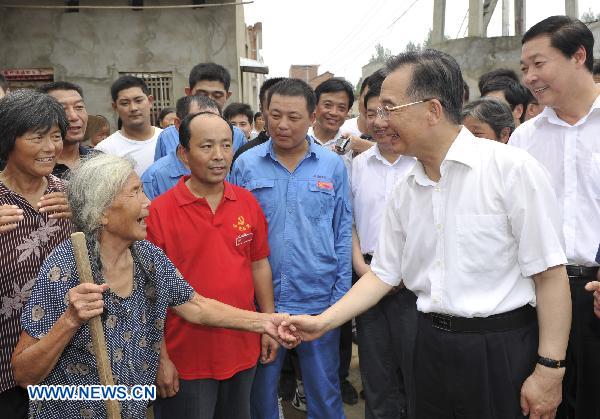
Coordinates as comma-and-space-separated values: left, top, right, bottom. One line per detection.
513, 104, 524, 122
184, 87, 192, 97
111, 102, 117, 112
147, 95, 154, 107
226, 91, 232, 101
178, 145, 190, 169
427, 99, 444, 125
174, 117, 182, 131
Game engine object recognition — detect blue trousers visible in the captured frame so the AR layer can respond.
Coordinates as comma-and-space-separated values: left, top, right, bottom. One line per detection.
250, 328, 344, 419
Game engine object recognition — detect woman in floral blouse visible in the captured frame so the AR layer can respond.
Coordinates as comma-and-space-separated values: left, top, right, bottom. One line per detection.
0, 90, 73, 418
11, 154, 292, 419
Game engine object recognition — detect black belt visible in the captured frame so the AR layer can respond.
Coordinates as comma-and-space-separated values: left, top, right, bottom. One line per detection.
566, 265, 598, 279
422, 305, 536, 333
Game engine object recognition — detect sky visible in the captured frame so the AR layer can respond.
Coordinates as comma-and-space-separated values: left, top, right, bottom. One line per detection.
243, 0, 598, 86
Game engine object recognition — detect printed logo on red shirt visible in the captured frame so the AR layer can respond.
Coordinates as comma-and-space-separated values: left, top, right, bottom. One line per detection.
235, 233, 254, 246
233, 215, 251, 232
317, 181, 333, 190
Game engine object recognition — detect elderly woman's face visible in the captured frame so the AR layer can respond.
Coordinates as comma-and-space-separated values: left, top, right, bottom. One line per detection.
102, 173, 150, 243
462, 116, 502, 143
9, 124, 63, 177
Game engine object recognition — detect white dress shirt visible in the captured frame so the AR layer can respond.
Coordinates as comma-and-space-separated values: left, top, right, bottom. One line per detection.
351, 145, 415, 255
509, 95, 600, 266
371, 128, 567, 317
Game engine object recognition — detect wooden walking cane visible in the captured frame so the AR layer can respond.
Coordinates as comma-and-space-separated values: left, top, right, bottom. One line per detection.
71, 232, 121, 419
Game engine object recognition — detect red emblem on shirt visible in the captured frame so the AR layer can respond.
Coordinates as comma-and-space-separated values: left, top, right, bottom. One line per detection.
317, 181, 333, 190
233, 215, 251, 232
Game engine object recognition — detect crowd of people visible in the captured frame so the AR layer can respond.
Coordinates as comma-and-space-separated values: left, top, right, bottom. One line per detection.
1, 13, 600, 419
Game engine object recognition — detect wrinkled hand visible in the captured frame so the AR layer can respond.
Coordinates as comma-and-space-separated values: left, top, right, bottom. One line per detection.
585, 281, 600, 319
264, 313, 299, 349
279, 314, 326, 343
38, 191, 72, 219
520, 365, 564, 419
0, 204, 23, 233
156, 355, 179, 398
260, 334, 279, 364
64, 283, 108, 327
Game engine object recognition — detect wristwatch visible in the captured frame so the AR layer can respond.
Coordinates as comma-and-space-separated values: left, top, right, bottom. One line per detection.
537, 355, 566, 368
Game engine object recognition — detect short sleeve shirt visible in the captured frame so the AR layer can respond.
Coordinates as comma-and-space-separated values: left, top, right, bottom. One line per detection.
0, 175, 72, 393
146, 179, 270, 380
21, 239, 194, 419
371, 128, 567, 317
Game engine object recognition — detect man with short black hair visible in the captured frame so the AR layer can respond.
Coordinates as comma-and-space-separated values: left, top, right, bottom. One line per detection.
154, 63, 245, 161
224, 102, 254, 140
479, 73, 530, 126
96, 75, 161, 176
283, 49, 571, 419
148, 111, 275, 419
511, 15, 600, 419
231, 78, 352, 419
39, 81, 97, 178
141, 95, 220, 200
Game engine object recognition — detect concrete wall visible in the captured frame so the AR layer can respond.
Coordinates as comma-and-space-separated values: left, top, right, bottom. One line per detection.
0, 0, 244, 128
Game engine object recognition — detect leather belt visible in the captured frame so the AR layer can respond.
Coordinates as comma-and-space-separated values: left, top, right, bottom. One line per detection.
422, 305, 536, 333
566, 265, 598, 279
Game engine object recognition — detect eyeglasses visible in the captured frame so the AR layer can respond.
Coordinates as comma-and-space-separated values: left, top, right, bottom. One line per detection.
376, 98, 434, 120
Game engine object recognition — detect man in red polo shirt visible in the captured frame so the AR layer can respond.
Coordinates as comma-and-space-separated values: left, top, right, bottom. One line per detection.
147, 112, 276, 419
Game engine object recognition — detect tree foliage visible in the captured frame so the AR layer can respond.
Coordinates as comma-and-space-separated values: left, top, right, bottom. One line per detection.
581, 9, 600, 23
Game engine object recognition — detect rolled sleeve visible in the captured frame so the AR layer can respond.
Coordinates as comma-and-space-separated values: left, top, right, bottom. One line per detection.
505, 157, 567, 277
371, 188, 405, 287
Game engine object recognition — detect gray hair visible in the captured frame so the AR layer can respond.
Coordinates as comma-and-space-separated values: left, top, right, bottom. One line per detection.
461, 97, 516, 139
67, 153, 135, 280
385, 49, 465, 124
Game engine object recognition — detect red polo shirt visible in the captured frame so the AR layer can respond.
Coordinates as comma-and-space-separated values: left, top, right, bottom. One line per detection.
146, 177, 270, 380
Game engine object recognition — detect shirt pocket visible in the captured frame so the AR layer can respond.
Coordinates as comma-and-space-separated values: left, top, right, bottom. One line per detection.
456, 214, 511, 273
246, 178, 276, 217
303, 179, 336, 222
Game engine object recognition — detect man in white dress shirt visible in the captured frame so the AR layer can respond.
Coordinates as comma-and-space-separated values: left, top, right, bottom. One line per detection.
351, 70, 416, 419
282, 49, 571, 419
510, 15, 600, 419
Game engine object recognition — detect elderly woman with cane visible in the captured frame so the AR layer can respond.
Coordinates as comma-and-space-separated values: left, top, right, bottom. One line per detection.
12, 153, 294, 419
0, 90, 73, 419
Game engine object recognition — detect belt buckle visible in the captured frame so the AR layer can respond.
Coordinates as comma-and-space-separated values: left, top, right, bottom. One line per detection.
431, 313, 453, 332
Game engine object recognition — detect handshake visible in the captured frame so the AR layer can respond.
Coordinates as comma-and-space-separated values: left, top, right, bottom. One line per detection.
263, 313, 328, 349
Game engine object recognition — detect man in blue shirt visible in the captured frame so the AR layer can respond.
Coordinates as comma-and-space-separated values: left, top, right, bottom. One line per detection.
141, 95, 220, 199
154, 63, 244, 160
230, 78, 352, 419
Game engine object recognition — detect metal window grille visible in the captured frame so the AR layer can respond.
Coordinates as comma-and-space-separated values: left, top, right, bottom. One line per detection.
120, 71, 172, 126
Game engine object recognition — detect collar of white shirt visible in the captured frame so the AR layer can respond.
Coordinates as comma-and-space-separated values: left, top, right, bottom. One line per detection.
536, 93, 600, 128
408, 127, 478, 187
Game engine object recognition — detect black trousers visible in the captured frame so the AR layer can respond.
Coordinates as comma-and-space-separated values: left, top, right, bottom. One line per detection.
0, 386, 28, 419
557, 276, 600, 419
356, 288, 417, 419
414, 313, 538, 419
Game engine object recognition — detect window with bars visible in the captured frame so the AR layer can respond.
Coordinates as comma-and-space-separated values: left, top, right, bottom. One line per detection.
119, 71, 173, 126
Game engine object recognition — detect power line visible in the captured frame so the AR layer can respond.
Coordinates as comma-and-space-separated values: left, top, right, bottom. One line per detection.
318, 0, 387, 68
326, 0, 422, 74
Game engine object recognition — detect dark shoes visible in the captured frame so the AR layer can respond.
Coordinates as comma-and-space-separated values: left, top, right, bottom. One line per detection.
340, 378, 358, 405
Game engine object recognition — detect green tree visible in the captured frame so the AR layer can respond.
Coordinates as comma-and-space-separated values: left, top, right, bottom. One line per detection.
369, 43, 392, 64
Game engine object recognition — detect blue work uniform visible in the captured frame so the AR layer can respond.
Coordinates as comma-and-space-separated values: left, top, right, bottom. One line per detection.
141, 150, 189, 200
230, 137, 352, 419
